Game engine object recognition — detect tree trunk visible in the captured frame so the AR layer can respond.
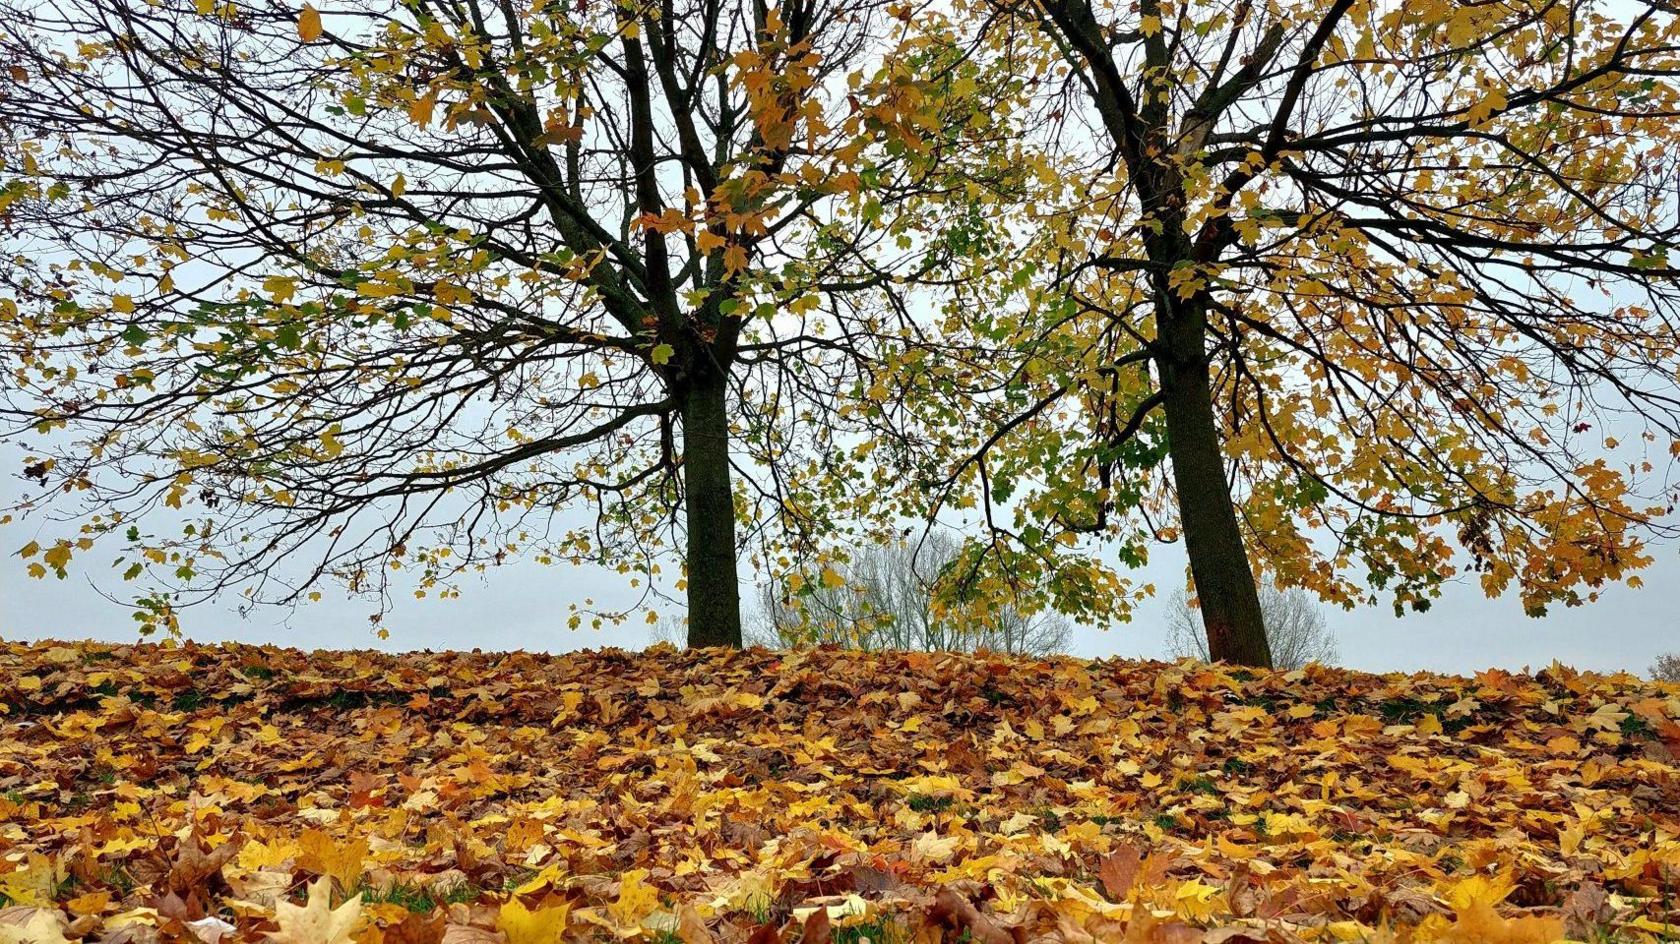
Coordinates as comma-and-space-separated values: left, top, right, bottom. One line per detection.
1157, 305, 1273, 668
680, 376, 743, 648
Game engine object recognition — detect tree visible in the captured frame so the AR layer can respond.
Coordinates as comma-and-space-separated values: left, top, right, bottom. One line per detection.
1653, 652, 1680, 682
1166, 581, 1337, 669
882, 0, 1680, 666
0, 0, 969, 643
753, 533, 1072, 655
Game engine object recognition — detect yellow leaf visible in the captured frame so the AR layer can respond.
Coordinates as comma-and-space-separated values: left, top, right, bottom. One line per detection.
112, 295, 135, 314
356, 280, 400, 299
1440, 872, 1564, 944
268, 876, 361, 944
497, 897, 571, 944
723, 244, 748, 275
908, 830, 960, 863
0, 908, 70, 944
1465, 87, 1507, 129
42, 542, 72, 572
263, 275, 297, 302
514, 864, 567, 896
295, 829, 367, 891
605, 868, 659, 934
409, 91, 438, 127
298, 4, 323, 42
0, 863, 59, 907
433, 281, 473, 305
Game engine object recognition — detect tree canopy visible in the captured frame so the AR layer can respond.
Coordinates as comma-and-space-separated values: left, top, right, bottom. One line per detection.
869, 0, 1680, 664
0, 0, 993, 644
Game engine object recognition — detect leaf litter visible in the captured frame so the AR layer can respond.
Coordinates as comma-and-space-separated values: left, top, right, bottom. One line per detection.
0, 641, 1676, 943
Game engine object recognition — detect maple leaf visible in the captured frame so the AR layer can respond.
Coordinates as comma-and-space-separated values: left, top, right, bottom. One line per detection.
0, 908, 70, 944
267, 877, 362, 944
186, 916, 238, 944
0, 863, 59, 908
927, 888, 1013, 944
602, 869, 660, 936
296, 829, 367, 891
297, 4, 322, 41
382, 911, 447, 944
496, 897, 570, 944
1439, 874, 1565, 944
1097, 845, 1141, 901
909, 831, 962, 864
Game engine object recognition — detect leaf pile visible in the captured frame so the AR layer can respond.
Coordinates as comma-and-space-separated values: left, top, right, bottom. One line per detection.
0, 641, 1677, 943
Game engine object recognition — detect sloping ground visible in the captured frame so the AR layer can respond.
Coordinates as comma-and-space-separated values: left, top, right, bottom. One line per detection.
0, 641, 1676, 944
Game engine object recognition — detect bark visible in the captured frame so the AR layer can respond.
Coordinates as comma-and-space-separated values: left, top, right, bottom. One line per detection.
680, 375, 744, 647
1157, 302, 1273, 667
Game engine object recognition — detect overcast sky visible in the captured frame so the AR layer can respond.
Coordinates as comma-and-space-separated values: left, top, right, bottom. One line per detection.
3, 457, 1673, 676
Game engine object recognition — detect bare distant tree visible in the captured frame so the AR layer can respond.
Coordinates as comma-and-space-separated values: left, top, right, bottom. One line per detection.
1167, 582, 1338, 670
646, 617, 688, 650
754, 535, 1070, 656
1653, 653, 1680, 683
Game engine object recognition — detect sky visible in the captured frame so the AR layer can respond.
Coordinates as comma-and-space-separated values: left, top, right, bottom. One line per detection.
3, 469, 1674, 676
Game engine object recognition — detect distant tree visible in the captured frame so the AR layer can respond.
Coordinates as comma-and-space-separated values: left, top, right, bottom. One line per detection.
1653, 652, 1680, 682
1166, 581, 1338, 670
646, 616, 688, 650
754, 534, 1071, 655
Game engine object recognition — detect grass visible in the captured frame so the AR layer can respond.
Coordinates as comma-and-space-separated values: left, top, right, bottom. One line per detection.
354, 880, 482, 912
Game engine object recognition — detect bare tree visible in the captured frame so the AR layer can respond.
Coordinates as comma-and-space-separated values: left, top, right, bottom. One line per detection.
1653, 653, 1680, 683
754, 534, 1070, 656
1167, 582, 1338, 670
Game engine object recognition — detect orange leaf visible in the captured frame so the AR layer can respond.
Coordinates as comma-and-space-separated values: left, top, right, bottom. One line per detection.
298, 4, 323, 42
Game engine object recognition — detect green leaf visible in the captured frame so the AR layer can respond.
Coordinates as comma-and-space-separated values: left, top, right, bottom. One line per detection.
651, 343, 675, 365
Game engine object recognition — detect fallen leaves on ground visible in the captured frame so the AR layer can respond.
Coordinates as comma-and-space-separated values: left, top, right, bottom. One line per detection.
0, 641, 1676, 943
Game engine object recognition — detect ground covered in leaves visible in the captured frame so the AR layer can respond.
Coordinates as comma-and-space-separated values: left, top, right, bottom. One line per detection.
0, 642, 1677, 944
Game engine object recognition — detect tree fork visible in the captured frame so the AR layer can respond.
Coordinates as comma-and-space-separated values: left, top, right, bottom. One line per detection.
680, 374, 744, 648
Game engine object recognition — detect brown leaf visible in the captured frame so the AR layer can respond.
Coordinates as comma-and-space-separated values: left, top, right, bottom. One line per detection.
927, 887, 1016, 944
675, 905, 716, 944
1562, 881, 1611, 935
383, 911, 448, 944
439, 925, 505, 944
800, 908, 831, 944
1098, 844, 1143, 901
